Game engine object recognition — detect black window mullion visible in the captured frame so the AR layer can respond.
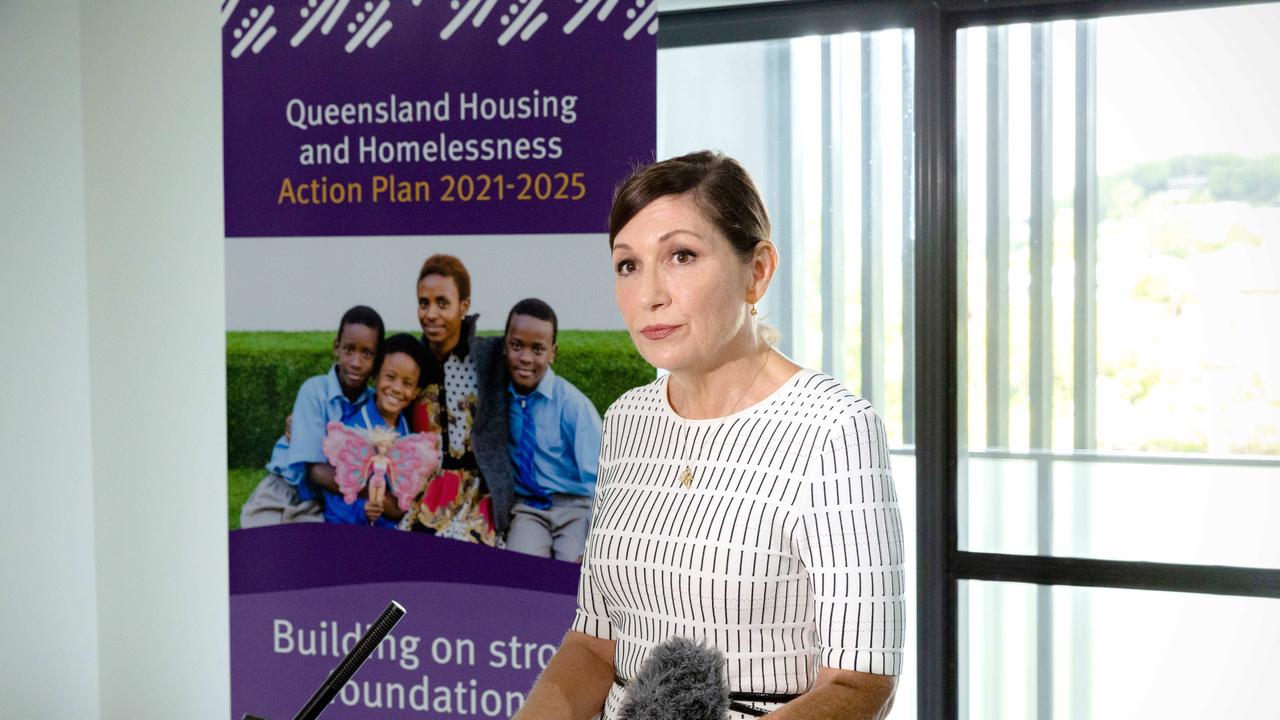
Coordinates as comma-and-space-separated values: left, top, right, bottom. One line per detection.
955, 551, 1280, 599
658, 0, 917, 49
912, 4, 959, 719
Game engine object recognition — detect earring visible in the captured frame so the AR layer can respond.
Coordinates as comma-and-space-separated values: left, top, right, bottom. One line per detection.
750, 305, 758, 317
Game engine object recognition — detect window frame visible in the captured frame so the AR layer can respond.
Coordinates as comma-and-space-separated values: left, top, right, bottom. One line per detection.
658, 1, 1280, 717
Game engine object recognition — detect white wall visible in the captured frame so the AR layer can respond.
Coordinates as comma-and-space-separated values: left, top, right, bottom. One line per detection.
0, 3, 101, 716
80, 1, 230, 718
1, 1, 230, 717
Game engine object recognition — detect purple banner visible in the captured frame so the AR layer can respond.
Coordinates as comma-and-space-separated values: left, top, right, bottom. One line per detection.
230, 526, 579, 720
222, 0, 657, 237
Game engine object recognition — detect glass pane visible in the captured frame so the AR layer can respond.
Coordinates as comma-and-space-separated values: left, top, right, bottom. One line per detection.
660, 28, 917, 445
964, 453, 1280, 566
963, 580, 1280, 719
957, 5, 1280, 568
964, 456, 1038, 556
1052, 459, 1280, 567
659, 30, 917, 718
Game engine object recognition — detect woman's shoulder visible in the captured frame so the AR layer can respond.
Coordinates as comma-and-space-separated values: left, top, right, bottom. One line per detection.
781, 369, 879, 424
602, 374, 667, 421
783, 371, 890, 475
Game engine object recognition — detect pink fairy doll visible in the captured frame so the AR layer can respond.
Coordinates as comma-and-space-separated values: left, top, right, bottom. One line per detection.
322, 423, 441, 514
319, 333, 442, 527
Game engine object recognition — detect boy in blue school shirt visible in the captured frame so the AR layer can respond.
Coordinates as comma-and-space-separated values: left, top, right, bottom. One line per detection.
502, 299, 602, 560
239, 306, 384, 528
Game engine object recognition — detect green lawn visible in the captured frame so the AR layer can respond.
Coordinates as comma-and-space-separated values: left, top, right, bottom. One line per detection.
226, 329, 653, 530
227, 329, 652, 469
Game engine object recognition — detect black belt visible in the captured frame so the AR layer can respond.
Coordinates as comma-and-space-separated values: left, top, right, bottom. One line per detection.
612, 672, 800, 718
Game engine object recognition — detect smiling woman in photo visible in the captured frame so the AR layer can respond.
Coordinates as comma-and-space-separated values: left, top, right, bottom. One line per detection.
405, 254, 515, 546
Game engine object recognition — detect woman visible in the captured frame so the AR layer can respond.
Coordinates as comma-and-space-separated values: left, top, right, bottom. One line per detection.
516, 152, 904, 719
406, 254, 513, 545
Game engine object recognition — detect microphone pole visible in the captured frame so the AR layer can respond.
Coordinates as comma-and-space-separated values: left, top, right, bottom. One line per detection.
293, 600, 406, 720
241, 600, 407, 720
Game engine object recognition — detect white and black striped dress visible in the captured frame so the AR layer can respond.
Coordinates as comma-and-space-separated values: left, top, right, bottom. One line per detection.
573, 369, 906, 719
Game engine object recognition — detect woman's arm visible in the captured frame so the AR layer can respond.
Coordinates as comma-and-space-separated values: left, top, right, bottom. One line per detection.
765, 667, 896, 720
777, 404, 903, 719
514, 630, 616, 720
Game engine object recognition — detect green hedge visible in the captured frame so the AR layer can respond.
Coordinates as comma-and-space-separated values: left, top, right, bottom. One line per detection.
227, 468, 260, 530
226, 330, 653, 469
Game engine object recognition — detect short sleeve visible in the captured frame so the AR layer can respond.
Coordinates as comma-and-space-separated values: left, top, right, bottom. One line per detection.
791, 406, 905, 676
264, 434, 292, 477
570, 411, 613, 640
280, 377, 330, 485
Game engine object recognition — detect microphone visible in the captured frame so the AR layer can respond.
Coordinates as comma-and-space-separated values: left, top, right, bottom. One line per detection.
616, 637, 730, 720
292, 601, 406, 720
241, 600, 407, 720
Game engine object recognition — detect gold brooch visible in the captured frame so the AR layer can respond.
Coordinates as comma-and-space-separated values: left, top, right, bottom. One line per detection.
679, 466, 694, 488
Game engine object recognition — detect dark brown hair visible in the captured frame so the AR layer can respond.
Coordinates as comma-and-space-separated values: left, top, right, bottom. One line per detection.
608, 151, 771, 257
375, 332, 431, 389
417, 254, 471, 302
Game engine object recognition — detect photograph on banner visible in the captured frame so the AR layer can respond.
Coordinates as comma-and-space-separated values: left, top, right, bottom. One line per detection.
222, 2, 655, 717
225, 239, 654, 553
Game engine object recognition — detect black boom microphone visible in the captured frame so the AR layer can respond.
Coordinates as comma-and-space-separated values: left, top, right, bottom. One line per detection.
242, 600, 407, 720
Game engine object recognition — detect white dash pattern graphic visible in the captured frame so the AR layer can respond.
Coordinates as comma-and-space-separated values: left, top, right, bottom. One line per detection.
220, 0, 241, 27
519, 9, 548, 41
471, 0, 501, 27
597, 0, 620, 21
440, 0, 499, 41
622, 0, 656, 40
440, 0, 482, 40
367, 14, 394, 46
291, 0, 337, 46
230, 0, 652, 58
563, 0, 603, 34
564, 0, 649, 37
230, 4, 278, 58
253, 23, 278, 52
344, 0, 392, 52
497, 0, 547, 46
322, 0, 351, 34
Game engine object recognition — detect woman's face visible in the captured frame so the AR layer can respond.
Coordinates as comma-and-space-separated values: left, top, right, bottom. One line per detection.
417, 273, 469, 353
611, 194, 754, 373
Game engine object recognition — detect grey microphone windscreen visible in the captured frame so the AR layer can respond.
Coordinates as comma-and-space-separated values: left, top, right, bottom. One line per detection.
617, 637, 729, 720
